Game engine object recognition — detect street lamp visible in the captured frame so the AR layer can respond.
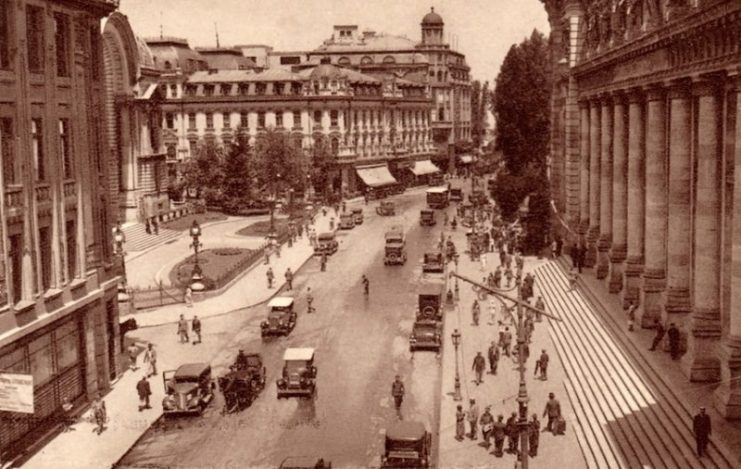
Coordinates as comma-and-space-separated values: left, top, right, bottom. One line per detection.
113, 222, 128, 302
451, 328, 462, 402
269, 172, 281, 237
189, 220, 204, 291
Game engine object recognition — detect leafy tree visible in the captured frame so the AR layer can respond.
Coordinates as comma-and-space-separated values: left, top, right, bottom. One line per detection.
471, 80, 489, 148
252, 129, 304, 196
181, 140, 224, 204
220, 134, 251, 214
310, 136, 334, 201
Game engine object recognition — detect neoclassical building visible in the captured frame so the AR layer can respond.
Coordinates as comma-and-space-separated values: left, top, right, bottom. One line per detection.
0, 0, 121, 461
542, 0, 741, 418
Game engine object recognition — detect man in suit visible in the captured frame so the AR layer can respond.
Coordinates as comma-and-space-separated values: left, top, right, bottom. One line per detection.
137, 375, 152, 411
693, 407, 711, 457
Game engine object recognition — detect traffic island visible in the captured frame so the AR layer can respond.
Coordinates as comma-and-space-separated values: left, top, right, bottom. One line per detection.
168, 247, 260, 292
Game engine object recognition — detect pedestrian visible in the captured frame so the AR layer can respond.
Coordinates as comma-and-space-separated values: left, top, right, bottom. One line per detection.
320, 253, 327, 272
136, 375, 152, 411
492, 414, 506, 457
472, 352, 486, 385
692, 407, 712, 457
627, 302, 637, 332
264, 246, 271, 265
525, 316, 534, 344
667, 322, 681, 360
551, 239, 558, 259
501, 327, 512, 356
467, 398, 479, 440
391, 375, 405, 418
539, 350, 549, 380
471, 300, 480, 326
266, 267, 274, 289
177, 314, 189, 343
455, 404, 466, 441
568, 268, 578, 291
494, 267, 502, 288
285, 267, 294, 291
91, 394, 106, 435
127, 342, 138, 371
184, 286, 193, 307
543, 392, 562, 432
145, 219, 151, 235
192, 315, 202, 344
514, 452, 523, 469
488, 341, 500, 375
534, 296, 545, 322
152, 218, 159, 235
505, 267, 513, 288
362, 274, 370, 296
529, 414, 540, 457
306, 287, 315, 314
649, 319, 666, 351
143, 343, 157, 377
480, 406, 495, 448
506, 412, 519, 453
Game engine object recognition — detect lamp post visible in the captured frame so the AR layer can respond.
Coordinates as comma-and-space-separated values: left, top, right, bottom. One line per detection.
113, 222, 128, 302
189, 220, 204, 291
269, 172, 281, 238
451, 328, 462, 401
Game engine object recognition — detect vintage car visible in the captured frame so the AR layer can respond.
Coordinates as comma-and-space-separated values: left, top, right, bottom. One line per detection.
162, 363, 215, 416
384, 226, 407, 265
469, 190, 487, 206
459, 203, 475, 228
261, 297, 297, 338
278, 457, 332, 469
449, 187, 464, 202
419, 209, 436, 226
277, 347, 317, 399
409, 320, 442, 353
217, 352, 266, 413
376, 200, 396, 216
417, 279, 444, 321
351, 208, 364, 224
380, 421, 432, 468
444, 240, 458, 263
339, 212, 355, 230
314, 231, 338, 256
426, 187, 449, 209
421, 252, 444, 274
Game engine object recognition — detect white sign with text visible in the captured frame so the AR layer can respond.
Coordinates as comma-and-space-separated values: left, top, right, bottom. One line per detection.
0, 373, 34, 414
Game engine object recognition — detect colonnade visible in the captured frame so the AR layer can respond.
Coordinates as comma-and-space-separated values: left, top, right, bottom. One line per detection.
576, 74, 741, 417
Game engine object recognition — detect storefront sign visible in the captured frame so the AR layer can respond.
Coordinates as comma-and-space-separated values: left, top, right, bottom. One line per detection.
0, 373, 34, 413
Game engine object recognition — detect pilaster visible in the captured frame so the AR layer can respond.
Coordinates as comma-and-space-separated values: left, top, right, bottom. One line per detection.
597, 96, 613, 280
579, 100, 590, 235
586, 99, 601, 268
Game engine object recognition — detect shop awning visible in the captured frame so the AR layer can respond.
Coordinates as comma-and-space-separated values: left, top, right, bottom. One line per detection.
459, 155, 474, 164
409, 160, 440, 176
356, 164, 397, 188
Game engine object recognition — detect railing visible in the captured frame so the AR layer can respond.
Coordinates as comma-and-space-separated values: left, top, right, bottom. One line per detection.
131, 281, 184, 310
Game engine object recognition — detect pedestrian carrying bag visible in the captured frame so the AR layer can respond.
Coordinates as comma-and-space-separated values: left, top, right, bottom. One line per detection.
554, 416, 567, 435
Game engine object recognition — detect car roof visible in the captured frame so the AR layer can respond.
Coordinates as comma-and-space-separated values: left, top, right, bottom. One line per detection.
418, 282, 443, 295
340, 212, 353, 217
318, 232, 335, 238
426, 187, 448, 194
279, 456, 324, 468
352, 208, 363, 213
268, 297, 294, 308
175, 362, 210, 379
421, 209, 434, 214
382, 200, 395, 205
386, 421, 427, 441
284, 347, 315, 361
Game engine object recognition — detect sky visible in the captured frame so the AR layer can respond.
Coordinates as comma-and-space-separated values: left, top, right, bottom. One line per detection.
117, 0, 550, 84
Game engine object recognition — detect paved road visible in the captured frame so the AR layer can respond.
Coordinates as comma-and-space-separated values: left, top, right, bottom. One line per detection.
116, 191, 445, 468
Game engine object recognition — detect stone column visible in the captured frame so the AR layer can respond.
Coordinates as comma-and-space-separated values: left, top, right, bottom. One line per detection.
716, 73, 741, 418
609, 93, 628, 293
665, 82, 693, 320
579, 101, 590, 236
641, 87, 667, 328
597, 97, 614, 279
624, 90, 645, 308
586, 100, 601, 268
685, 79, 723, 382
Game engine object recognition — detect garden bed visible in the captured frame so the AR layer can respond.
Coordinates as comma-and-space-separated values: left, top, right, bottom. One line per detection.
162, 211, 228, 232
236, 218, 292, 237
168, 247, 260, 291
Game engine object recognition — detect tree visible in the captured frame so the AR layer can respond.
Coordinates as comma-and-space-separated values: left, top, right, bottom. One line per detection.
310, 136, 334, 201
220, 134, 251, 214
471, 80, 489, 149
181, 140, 224, 204
252, 129, 304, 197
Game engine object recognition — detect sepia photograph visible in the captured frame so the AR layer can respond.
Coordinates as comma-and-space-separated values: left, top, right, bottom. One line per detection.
0, 0, 740, 467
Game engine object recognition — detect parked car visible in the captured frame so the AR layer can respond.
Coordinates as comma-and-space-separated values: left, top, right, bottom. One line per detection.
384, 226, 406, 265
426, 187, 449, 209
278, 457, 332, 469
417, 279, 444, 321
421, 252, 444, 274
277, 348, 317, 399
428, 173, 444, 186
376, 200, 396, 216
409, 320, 442, 353
339, 212, 355, 230
261, 297, 297, 338
380, 421, 432, 468
419, 209, 436, 226
314, 231, 339, 256
351, 208, 364, 224
162, 363, 215, 416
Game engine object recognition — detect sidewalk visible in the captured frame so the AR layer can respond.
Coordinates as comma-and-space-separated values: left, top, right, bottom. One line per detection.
437, 232, 586, 467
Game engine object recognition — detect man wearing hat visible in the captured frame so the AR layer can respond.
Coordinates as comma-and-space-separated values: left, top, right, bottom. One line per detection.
391, 375, 405, 418
692, 407, 711, 457
492, 414, 507, 457
480, 406, 495, 448
543, 392, 562, 432
467, 398, 479, 439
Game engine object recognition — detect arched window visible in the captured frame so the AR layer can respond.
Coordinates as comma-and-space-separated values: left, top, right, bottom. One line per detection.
360, 56, 373, 65
437, 70, 443, 82
337, 56, 351, 66
382, 55, 396, 64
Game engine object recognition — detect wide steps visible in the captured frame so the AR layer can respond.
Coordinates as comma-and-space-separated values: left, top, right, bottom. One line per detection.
535, 261, 729, 469
122, 224, 181, 252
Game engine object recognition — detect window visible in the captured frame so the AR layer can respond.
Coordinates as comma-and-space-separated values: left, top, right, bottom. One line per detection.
66, 220, 77, 279
275, 112, 283, 128
279, 56, 300, 65
185, 85, 196, 97
188, 113, 196, 129
205, 112, 213, 128
274, 83, 283, 95
26, 5, 45, 73
255, 83, 266, 95
220, 84, 231, 96
291, 83, 302, 95
382, 55, 395, 64
39, 227, 51, 291
360, 56, 373, 65
338, 56, 350, 66
165, 113, 174, 129
203, 85, 214, 97
313, 110, 322, 126
188, 139, 197, 156
1, 117, 16, 184
240, 111, 248, 128
9, 234, 22, 303
293, 110, 301, 128
330, 110, 338, 127
223, 113, 230, 128
257, 111, 265, 128
0, 0, 11, 70
32, 118, 44, 181
169, 84, 177, 97
54, 13, 70, 77
59, 119, 72, 179
331, 137, 339, 156
164, 60, 172, 70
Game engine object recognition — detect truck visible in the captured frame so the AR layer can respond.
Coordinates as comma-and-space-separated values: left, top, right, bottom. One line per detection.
384, 225, 407, 265
426, 187, 449, 209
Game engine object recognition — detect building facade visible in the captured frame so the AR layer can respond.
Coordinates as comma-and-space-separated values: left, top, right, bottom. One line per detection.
0, 0, 121, 461
542, 0, 741, 418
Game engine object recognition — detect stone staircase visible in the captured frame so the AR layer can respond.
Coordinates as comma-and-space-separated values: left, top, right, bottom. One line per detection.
122, 223, 181, 253
535, 261, 736, 469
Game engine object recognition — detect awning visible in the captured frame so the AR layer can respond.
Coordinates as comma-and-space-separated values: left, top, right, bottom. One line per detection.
356, 164, 397, 188
409, 160, 440, 176
459, 155, 474, 164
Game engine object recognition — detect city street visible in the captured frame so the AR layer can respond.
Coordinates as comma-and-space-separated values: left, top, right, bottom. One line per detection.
116, 192, 444, 468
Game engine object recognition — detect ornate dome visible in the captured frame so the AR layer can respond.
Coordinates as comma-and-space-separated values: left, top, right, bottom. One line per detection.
422, 7, 444, 26
135, 36, 155, 68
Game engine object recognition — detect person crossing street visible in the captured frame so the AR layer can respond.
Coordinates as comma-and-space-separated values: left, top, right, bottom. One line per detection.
285, 267, 294, 291
266, 267, 274, 289
391, 375, 405, 419
488, 341, 499, 375
472, 352, 486, 385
